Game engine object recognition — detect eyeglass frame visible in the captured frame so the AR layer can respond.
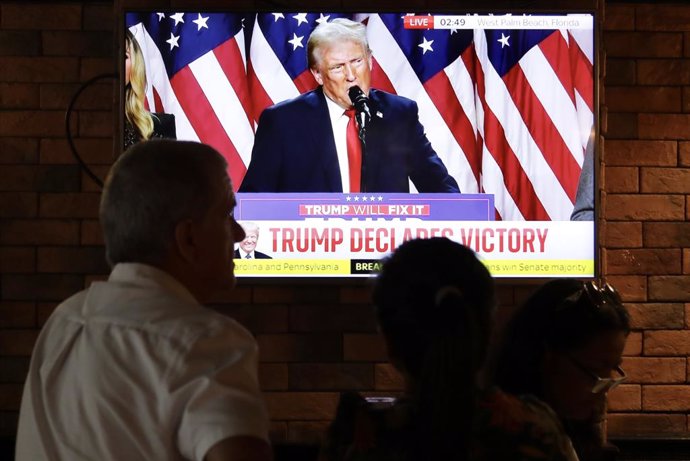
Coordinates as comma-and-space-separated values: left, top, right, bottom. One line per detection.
557, 280, 623, 313
564, 353, 627, 394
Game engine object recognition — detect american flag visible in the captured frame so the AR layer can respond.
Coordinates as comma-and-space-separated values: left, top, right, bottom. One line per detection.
125, 12, 593, 221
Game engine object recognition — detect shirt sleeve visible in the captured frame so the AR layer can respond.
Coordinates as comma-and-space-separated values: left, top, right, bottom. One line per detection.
173, 319, 270, 461
570, 130, 595, 221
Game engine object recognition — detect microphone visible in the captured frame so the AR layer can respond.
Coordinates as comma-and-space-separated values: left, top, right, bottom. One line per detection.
348, 86, 371, 140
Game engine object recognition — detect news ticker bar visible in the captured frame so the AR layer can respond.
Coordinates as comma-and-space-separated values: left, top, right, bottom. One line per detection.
234, 259, 594, 277
402, 14, 593, 30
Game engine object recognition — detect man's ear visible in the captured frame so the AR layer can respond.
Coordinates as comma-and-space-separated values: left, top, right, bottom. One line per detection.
310, 67, 323, 86
174, 219, 198, 265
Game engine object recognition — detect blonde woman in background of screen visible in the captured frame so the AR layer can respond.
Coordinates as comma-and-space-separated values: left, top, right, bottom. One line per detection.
124, 29, 176, 149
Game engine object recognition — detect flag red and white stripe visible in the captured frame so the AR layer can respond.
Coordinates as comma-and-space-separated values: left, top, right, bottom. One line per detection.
126, 12, 594, 221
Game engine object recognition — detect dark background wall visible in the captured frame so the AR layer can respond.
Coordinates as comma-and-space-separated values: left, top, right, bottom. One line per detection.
1, 0, 689, 447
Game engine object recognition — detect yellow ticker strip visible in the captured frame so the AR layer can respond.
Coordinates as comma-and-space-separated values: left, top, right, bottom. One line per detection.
234, 259, 351, 276
482, 260, 594, 276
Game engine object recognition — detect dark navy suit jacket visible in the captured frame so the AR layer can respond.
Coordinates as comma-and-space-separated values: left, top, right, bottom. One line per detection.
238, 87, 459, 193
233, 249, 272, 259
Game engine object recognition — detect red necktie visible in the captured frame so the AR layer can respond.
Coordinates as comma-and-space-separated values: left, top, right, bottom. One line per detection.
345, 109, 362, 193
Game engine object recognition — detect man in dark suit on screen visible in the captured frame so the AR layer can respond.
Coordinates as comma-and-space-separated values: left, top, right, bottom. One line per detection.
233, 222, 272, 259
238, 18, 459, 194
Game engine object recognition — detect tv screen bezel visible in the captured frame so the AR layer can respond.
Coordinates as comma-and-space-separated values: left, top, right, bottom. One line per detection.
115, 3, 602, 284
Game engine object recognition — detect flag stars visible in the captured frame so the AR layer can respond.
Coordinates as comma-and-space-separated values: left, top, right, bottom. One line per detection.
166, 32, 180, 50
272, 13, 285, 22
170, 12, 185, 27
498, 33, 511, 48
288, 33, 304, 50
193, 13, 209, 31
418, 37, 434, 54
293, 13, 309, 26
315, 13, 330, 25
156, 12, 165, 21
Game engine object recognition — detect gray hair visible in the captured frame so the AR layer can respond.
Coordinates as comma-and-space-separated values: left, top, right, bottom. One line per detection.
307, 18, 370, 69
100, 140, 228, 266
241, 221, 259, 235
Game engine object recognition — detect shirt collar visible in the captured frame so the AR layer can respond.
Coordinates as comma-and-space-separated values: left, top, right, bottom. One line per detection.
323, 91, 350, 125
109, 263, 199, 306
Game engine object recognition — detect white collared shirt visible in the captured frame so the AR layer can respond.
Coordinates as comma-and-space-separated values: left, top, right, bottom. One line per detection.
324, 95, 353, 193
16, 263, 269, 461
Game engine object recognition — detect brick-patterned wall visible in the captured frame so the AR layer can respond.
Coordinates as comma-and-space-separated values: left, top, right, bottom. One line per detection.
0, 0, 688, 446
603, 3, 690, 436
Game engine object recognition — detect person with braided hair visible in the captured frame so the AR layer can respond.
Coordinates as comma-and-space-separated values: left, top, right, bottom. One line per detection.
320, 238, 578, 461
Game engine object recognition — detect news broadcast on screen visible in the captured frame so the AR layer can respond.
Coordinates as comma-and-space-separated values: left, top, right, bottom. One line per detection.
123, 11, 596, 278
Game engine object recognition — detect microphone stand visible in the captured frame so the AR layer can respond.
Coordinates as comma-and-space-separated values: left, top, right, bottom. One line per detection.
357, 112, 368, 193
348, 86, 371, 192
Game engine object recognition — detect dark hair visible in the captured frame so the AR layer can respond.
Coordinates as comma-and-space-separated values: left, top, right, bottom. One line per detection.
372, 237, 495, 461
492, 279, 631, 399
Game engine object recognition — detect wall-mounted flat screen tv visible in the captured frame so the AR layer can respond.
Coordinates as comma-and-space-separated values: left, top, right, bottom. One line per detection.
122, 10, 596, 278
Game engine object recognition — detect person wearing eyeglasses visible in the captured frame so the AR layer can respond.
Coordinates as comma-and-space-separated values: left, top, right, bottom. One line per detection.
491, 279, 631, 461
320, 238, 578, 461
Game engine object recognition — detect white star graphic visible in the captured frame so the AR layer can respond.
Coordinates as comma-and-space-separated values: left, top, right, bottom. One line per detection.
170, 12, 184, 27
498, 33, 511, 48
287, 33, 304, 50
315, 13, 330, 25
450, 29, 458, 35
377, 196, 383, 201
346, 196, 352, 201
192, 13, 209, 31
156, 12, 165, 21
418, 37, 434, 54
362, 196, 368, 202
293, 13, 309, 26
272, 13, 285, 22
166, 32, 180, 50
354, 196, 360, 201
369, 196, 376, 201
